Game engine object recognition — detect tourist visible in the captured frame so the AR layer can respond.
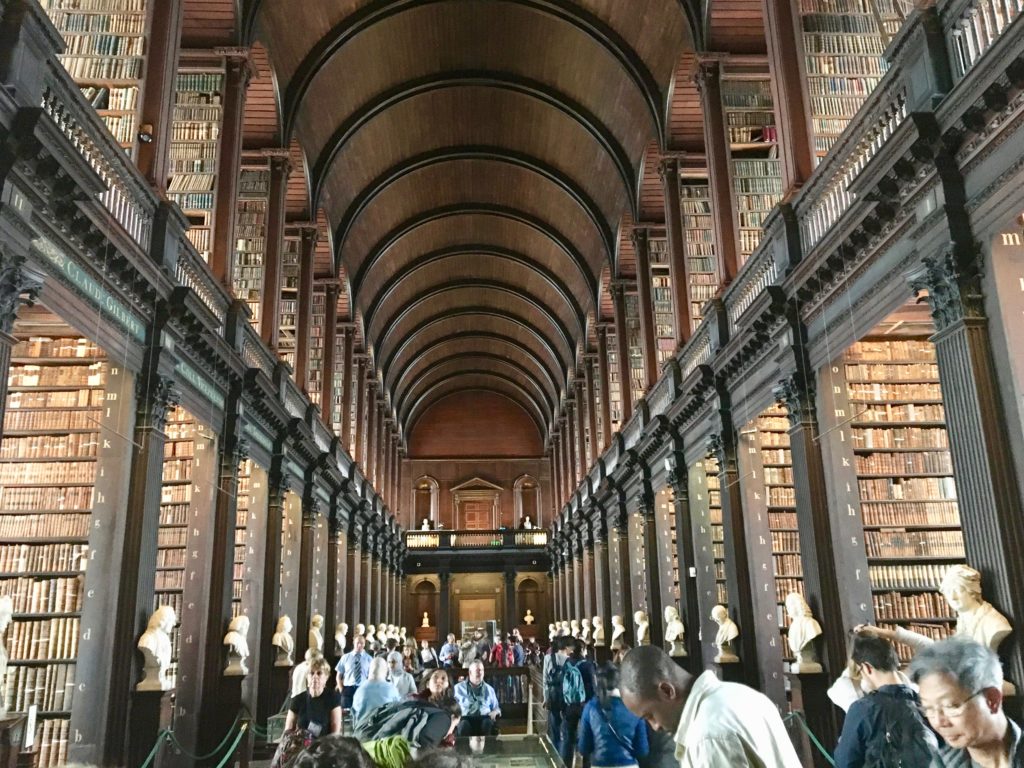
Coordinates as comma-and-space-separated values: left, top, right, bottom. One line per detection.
420, 638, 441, 669
578, 662, 649, 768
453, 659, 502, 736
413, 668, 453, 705
284, 656, 342, 737
440, 633, 461, 667
290, 648, 323, 698
351, 656, 401, 724
544, 636, 573, 761
335, 634, 373, 710
388, 650, 417, 697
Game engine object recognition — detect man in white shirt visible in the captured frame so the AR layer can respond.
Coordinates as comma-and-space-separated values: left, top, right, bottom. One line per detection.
620, 646, 802, 768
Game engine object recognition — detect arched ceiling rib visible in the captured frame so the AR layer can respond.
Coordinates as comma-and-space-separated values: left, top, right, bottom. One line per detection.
253, 0, 694, 443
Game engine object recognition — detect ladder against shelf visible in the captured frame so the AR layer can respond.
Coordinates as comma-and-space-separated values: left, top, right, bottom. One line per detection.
232, 160, 271, 333
679, 180, 718, 331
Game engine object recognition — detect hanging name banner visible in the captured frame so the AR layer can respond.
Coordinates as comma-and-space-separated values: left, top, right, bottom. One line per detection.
244, 422, 274, 453
33, 237, 147, 342
175, 360, 226, 410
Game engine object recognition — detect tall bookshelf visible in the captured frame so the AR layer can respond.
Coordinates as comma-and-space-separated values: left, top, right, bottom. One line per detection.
233, 162, 270, 332
843, 338, 964, 658
0, 332, 109, 767
759, 406, 802, 658
655, 486, 681, 609
277, 235, 300, 369
605, 328, 623, 432
679, 181, 718, 330
232, 459, 252, 617
721, 73, 784, 264
649, 237, 677, 364
624, 292, 645, 403
705, 456, 727, 606
233, 459, 268, 622
167, 64, 225, 262
308, 288, 326, 405
330, 324, 346, 436
800, 0, 890, 160
40, 0, 150, 154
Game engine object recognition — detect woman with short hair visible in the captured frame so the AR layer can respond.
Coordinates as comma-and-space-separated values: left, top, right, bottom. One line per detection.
284, 656, 342, 737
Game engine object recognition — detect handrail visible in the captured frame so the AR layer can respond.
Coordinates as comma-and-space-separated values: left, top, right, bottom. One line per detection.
240, 323, 278, 379
404, 529, 548, 549
722, 245, 779, 334
943, 0, 1024, 79
174, 235, 229, 331
679, 318, 713, 380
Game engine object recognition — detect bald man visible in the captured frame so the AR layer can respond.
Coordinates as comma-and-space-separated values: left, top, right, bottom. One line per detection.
619, 646, 801, 768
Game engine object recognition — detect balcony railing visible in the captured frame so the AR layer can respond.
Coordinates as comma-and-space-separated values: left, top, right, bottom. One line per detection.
405, 529, 548, 550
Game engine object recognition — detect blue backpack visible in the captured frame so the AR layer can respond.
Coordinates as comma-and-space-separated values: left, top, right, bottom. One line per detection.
562, 660, 586, 706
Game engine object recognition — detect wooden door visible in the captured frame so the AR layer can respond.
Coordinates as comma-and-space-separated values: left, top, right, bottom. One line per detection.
462, 500, 492, 529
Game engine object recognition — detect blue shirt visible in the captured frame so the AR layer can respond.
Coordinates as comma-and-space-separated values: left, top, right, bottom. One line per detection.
453, 680, 501, 717
335, 650, 372, 686
439, 642, 460, 665
351, 679, 400, 723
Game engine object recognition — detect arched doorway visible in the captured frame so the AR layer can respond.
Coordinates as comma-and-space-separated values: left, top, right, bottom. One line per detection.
514, 474, 542, 527
413, 476, 439, 529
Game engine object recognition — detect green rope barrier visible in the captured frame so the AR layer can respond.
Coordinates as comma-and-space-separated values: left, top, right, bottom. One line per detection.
784, 711, 837, 767
139, 729, 171, 768
211, 723, 249, 768
165, 713, 244, 762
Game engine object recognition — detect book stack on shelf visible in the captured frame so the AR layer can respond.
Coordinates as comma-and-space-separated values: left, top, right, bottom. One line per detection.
590, 358, 604, 449
721, 73, 783, 264
232, 459, 253, 617
648, 236, 677, 364
800, 0, 890, 160
605, 328, 623, 432
704, 456, 727, 606
156, 405, 198, 687
657, 487, 681, 606
277, 236, 300, 369
307, 288, 326, 405
0, 333, 109, 767
330, 322, 346, 437
758, 406, 802, 655
232, 164, 271, 332
843, 339, 965, 659
167, 67, 225, 262
40, 0, 150, 153
679, 181, 718, 330
624, 292, 646, 403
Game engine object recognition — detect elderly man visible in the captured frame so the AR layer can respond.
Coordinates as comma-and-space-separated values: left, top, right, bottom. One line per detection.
453, 659, 501, 736
619, 645, 801, 768
910, 636, 1023, 767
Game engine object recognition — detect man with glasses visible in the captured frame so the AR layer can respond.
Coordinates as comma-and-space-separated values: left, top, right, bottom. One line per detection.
834, 632, 938, 768
910, 636, 1023, 767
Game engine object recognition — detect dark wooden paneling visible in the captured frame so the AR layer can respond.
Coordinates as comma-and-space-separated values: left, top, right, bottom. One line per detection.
408, 391, 544, 458
182, 0, 236, 48
241, 43, 279, 149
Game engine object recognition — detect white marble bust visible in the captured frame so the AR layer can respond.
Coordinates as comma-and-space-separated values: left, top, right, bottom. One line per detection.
711, 605, 739, 663
610, 615, 626, 650
422, 612, 431, 627
272, 615, 294, 667
354, 622, 366, 639
137, 605, 176, 691
941, 565, 1013, 652
785, 593, 823, 673
664, 606, 686, 657
592, 616, 606, 646
308, 613, 324, 653
335, 622, 349, 655
548, 623, 557, 641
0, 595, 12, 715
559, 620, 570, 636
580, 617, 592, 644
224, 614, 250, 676
634, 610, 650, 646
365, 623, 376, 644
399, 627, 407, 643
523, 609, 535, 625
569, 619, 580, 638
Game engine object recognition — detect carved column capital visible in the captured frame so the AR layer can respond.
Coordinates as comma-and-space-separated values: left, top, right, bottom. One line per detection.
693, 56, 722, 94
773, 373, 816, 428
667, 465, 688, 496
630, 227, 649, 250
706, 432, 725, 465
136, 374, 179, 431
910, 245, 985, 331
657, 156, 681, 181
229, 436, 250, 467
0, 250, 43, 334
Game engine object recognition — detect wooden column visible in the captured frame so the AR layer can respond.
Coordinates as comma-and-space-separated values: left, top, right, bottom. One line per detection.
373, 541, 384, 625
210, 49, 252, 289
658, 157, 692, 344
380, 543, 391, 626
259, 152, 291, 348
353, 355, 366, 463
294, 226, 316, 390
608, 504, 634, 643
761, 0, 815, 192
360, 530, 373, 626
341, 328, 355, 450
135, 0, 185, 192
439, 570, 451, 640
575, 375, 588, 473
581, 528, 595, 620
584, 355, 599, 461
591, 516, 613, 634
504, 568, 517, 637
320, 285, 339, 423
256, 460, 288, 725
326, 509, 344, 659
347, 521, 363, 628
561, 416, 573, 501
694, 57, 740, 284
668, 460, 704, 664
596, 327, 613, 445
639, 492, 665, 649
296, 495, 319, 657
632, 229, 660, 388
610, 282, 633, 423
551, 437, 561, 512
365, 382, 378, 478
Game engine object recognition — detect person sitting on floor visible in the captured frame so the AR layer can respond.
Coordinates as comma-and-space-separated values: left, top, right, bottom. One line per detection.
353, 697, 463, 750
351, 656, 400, 725
284, 656, 342, 738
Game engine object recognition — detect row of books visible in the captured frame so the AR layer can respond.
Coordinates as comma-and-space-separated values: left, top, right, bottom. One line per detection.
49, 10, 145, 34
42, 0, 146, 11
873, 591, 955, 620
160, 483, 192, 505
849, 382, 943, 402
771, 531, 801, 551
57, 56, 142, 81
846, 362, 939, 380
171, 121, 221, 142
170, 192, 214, 210
862, 502, 961, 527
869, 563, 952, 590
805, 53, 888, 74
859, 476, 957, 501
159, 503, 190, 527
158, 527, 187, 547
6, 616, 80, 661
167, 172, 215, 192
773, 554, 804, 578
0, 485, 94, 511
802, 14, 886, 34
0, 514, 90, 539
2, 408, 99, 432
864, 529, 965, 558
764, 467, 793, 484
0, 461, 96, 486
0, 434, 98, 460
9, 364, 104, 388
176, 73, 224, 94
774, 577, 805, 604
0, 575, 83, 614
0, 543, 88, 572
61, 33, 143, 57
99, 113, 134, 144
852, 427, 949, 450
164, 440, 195, 458
156, 549, 185, 569
35, 719, 70, 768
4, 661, 75, 713
168, 142, 219, 161
855, 403, 946, 423
14, 338, 102, 359
161, 458, 193, 482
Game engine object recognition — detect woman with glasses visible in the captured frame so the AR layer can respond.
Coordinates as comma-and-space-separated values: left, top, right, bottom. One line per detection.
910, 637, 1023, 767
284, 656, 343, 736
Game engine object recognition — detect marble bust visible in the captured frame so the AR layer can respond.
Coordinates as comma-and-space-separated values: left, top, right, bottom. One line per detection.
664, 606, 686, 657
610, 615, 626, 650
0, 595, 12, 714
422, 612, 431, 627
272, 615, 294, 667
335, 622, 348, 655
548, 623, 557, 641
711, 605, 739, 663
354, 622, 365, 639
569, 619, 580, 638
592, 616, 606, 646
308, 613, 324, 653
580, 617, 592, 644
224, 615, 250, 676
785, 593, 823, 673
137, 605, 176, 691
365, 624, 376, 644
633, 610, 650, 646
523, 609, 535, 625
940, 565, 1013, 652
559, 620, 571, 636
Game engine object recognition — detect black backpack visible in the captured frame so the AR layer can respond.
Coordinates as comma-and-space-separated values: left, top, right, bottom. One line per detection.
545, 657, 566, 712
861, 691, 939, 768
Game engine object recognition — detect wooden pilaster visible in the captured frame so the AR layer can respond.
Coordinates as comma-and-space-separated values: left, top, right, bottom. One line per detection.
610, 282, 633, 423
596, 327, 613, 445
294, 226, 316, 391
584, 354, 599, 461
341, 328, 355, 450
259, 152, 291, 348
320, 286, 339, 424
658, 158, 692, 344
632, 229, 660, 388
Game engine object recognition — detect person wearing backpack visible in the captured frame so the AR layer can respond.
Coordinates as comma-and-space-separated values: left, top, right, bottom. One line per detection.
834, 632, 940, 768
560, 637, 597, 766
545, 636, 573, 758
579, 662, 649, 768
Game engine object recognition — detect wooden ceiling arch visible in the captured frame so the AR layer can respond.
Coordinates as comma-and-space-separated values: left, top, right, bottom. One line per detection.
405, 375, 548, 441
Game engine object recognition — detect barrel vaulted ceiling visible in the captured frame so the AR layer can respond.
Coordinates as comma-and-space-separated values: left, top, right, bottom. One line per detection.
199, 0, 767, 447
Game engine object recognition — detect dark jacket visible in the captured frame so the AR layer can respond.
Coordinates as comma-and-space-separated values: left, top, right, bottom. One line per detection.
577, 696, 649, 767
834, 684, 938, 768
352, 700, 453, 749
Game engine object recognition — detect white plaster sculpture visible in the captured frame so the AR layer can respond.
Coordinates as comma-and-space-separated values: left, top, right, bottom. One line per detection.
548, 623, 557, 642
0, 595, 12, 715
137, 605, 176, 691
272, 615, 294, 667
592, 616, 606, 647
569, 619, 581, 638
610, 615, 626, 650
387, 624, 398, 641
308, 613, 324, 653
365, 624, 376, 644
523, 609, 535, 625
633, 610, 650, 646
224, 615, 250, 676
785, 593, 823, 673
711, 605, 740, 663
399, 627, 407, 643
664, 606, 687, 657
559, 620, 571, 636
377, 622, 387, 640
354, 622, 366, 639
522, 516, 534, 530
335, 622, 349, 655
422, 612, 431, 627
580, 617, 592, 644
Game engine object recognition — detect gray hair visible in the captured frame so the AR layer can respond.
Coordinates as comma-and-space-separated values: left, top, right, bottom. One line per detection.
368, 656, 391, 681
909, 636, 1003, 691
619, 645, 685, 699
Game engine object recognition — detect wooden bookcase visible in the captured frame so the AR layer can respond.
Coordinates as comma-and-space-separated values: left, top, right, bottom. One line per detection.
277, 236, 301, 369
234, 459, 269, 622
704, 456, 727, 606
624, 292, 645, 403
679, 180, 718, 331
279, 491, 302, 625
648, 237, 677, 366
330, 328, 346, 437
654, 486, 681, 611
800, 0, 890, 160
605, 329, 623, 432
167, 61, 225, 263
40, 0, 150, 154
308, 288, 326, 405
232, 161, 271, 333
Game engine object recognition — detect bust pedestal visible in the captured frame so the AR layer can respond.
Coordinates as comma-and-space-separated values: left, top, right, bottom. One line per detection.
786, 670, 838, 768
517, 624, 538, 641
127, 689, 173, 768
414, 627, 438, 643
712, 661, 745, 684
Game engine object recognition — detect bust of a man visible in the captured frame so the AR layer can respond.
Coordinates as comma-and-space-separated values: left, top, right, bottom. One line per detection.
523, 609, 535, 625
569, 619, 580, 638
335, 622, 348, 655
138, 605, 177, 690
634, 610, 650, 646
580, 617, 592, 644
941, 564, 1013, 652
548, 623, 557, 641
785, 593, 823, 673
422, 612, 431, 627
0, 595, 13, 714
308, 613, 324, 653
610, 615, 626, 650
664, 606, 686, 657
592, 616, 606, 646
711, 605, 739, 663
272, 615, 294, 667
224, 615, 250, 676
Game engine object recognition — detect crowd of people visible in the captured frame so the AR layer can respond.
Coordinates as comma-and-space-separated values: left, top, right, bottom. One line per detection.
276, 618, 1023, 768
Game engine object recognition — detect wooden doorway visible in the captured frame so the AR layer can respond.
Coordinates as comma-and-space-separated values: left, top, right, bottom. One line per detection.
451, 477, 503, 529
